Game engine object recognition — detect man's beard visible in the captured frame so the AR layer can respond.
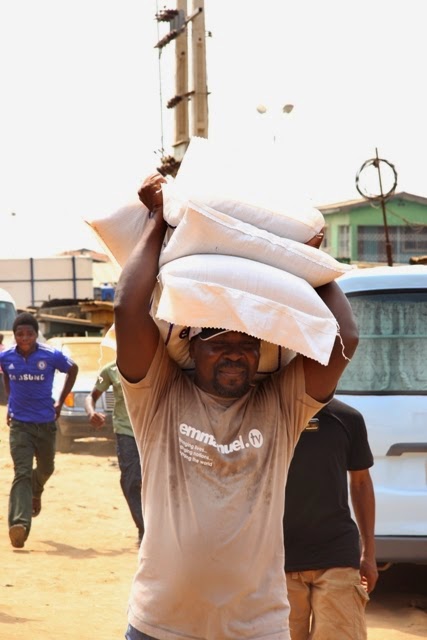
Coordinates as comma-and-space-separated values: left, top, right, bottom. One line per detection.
212, 362, 252, 398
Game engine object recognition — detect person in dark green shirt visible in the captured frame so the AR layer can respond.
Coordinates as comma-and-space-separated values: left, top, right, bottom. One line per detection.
85, 361, 144, 544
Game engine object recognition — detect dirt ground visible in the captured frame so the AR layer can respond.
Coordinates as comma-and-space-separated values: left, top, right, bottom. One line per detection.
0, 404, 426, 640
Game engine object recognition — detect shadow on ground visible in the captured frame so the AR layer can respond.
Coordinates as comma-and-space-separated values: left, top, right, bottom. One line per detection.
58, 437, 116, 457
372, 563, 427, 610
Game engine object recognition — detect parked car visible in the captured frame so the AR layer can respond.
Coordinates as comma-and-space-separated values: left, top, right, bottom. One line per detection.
0, 288, 17, 401
0, 287, 17, 332
47, 336, 115, 452
336, 264, 427, 565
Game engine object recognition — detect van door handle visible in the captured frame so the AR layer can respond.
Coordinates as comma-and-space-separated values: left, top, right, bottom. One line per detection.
386, 443, 427, 456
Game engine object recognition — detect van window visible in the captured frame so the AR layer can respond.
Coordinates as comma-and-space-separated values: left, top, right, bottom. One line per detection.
0, 301, 16, 331
337, 289, 427, 394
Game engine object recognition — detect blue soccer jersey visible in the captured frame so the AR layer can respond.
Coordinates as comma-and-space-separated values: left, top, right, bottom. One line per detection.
0, 343, 74, 422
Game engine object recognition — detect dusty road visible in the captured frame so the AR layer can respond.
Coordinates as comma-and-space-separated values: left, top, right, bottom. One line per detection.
0, 405, 426, 639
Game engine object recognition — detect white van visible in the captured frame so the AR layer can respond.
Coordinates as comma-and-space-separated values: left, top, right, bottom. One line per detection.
0, 287, 17, 402
336, 265, 427, 564
0, 287, 17, 346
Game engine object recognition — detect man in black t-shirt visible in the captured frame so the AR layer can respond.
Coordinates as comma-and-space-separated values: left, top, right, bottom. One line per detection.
284, 397, 378, 640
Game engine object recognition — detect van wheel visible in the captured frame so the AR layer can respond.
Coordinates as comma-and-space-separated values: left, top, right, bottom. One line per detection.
55, 428, 74, 453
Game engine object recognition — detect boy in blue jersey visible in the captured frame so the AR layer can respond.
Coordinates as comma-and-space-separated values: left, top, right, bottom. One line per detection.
0, 312, 78, 548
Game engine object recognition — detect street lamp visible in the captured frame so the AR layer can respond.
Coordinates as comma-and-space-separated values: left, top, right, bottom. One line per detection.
256, 103, 294, 115
256, 103, 295, 143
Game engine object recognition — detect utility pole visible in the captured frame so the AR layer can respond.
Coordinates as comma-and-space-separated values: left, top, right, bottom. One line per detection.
374, 148, 394, 267
190, 0, 208, 140
355, 148, 398, 267
155, 1, 208, 175
173, 0, 190, 161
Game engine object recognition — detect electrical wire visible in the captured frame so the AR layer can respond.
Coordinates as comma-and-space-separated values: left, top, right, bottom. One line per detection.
383, 206, 427, 233
367, 198, 427, 232
156, 0, 165, 156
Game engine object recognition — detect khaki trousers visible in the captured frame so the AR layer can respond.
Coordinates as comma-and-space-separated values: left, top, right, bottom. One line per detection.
286, 567, 369, 640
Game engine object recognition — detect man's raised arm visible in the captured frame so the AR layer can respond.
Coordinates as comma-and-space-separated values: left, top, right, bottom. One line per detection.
303, 280, 359, 402
114, 173, 167, 383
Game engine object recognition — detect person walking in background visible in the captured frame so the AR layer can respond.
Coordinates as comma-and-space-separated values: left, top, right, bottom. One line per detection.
0, 312, 78, 549
85, 360, 144, 544
284, 397, 378, 640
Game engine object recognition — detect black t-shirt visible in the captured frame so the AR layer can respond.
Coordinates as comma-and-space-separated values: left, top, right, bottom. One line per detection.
284, 397, 374, 572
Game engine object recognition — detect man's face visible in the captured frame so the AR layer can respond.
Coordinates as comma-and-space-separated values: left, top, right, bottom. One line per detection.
190, 331, 261, 398
14, 325, 38, 355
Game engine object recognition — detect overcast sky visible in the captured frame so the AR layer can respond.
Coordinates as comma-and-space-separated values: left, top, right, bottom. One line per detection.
1, 0, 426, 257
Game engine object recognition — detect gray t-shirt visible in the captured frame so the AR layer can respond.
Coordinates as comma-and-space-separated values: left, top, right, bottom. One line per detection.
121, 338, 323, 640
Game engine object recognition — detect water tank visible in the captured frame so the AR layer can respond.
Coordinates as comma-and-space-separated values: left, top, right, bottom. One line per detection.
100, 284, 115, 302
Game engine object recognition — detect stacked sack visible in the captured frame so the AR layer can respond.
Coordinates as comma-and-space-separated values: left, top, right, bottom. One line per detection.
86, 137, 355, 377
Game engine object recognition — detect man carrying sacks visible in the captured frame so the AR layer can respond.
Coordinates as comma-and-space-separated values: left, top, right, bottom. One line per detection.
114, 171, 359, 640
